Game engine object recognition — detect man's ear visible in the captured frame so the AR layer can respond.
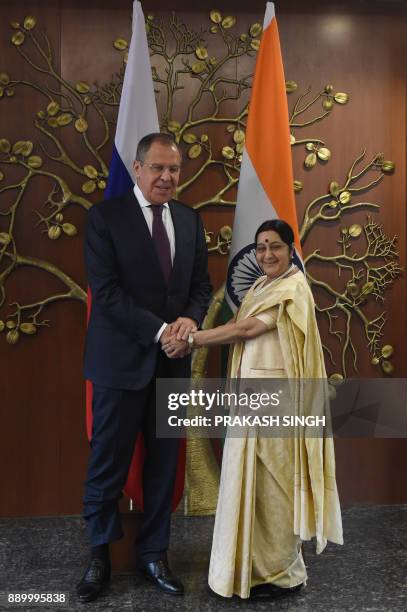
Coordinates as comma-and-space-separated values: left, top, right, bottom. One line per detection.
133, 159, 140, 178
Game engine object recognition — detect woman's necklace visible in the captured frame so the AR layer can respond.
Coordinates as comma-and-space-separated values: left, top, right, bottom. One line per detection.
262, 262, 297, 288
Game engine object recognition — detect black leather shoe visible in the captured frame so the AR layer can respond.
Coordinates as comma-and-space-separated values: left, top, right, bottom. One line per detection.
76, 558, 111, 603
137, 558, 184, 595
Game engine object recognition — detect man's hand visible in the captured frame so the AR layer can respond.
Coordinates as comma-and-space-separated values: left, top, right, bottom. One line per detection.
170, 317, 197, 341
162, 335, 190, 359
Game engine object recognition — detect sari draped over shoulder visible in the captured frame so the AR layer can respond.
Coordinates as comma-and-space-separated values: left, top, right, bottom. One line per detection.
208, 271, 343, 598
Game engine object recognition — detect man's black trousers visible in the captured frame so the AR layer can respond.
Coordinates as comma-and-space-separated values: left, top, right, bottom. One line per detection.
83, 355, 180, 563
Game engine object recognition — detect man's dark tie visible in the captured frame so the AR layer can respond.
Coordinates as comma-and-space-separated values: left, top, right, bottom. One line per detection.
150, 204, 172, 283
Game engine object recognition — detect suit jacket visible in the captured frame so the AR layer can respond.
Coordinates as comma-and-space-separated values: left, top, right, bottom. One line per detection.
84, 190, 212, 389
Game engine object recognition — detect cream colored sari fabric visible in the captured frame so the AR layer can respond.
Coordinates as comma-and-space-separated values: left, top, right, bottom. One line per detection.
208, 271, 343, 598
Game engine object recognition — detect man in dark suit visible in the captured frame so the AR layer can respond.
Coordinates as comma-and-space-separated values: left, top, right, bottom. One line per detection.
77, 133, 212, 602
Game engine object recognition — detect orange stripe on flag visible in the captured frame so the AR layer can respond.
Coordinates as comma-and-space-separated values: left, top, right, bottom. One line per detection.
245, 17, 301, 253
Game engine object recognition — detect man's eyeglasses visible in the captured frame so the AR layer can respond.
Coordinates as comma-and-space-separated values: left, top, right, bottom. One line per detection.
139, 162, 181, 175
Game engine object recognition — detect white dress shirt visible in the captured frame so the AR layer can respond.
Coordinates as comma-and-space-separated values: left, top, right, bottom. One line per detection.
133, 182, 175, 342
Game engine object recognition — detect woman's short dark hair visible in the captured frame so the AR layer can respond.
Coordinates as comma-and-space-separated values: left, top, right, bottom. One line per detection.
135, 133, 179, 162
255, 219, 294, 247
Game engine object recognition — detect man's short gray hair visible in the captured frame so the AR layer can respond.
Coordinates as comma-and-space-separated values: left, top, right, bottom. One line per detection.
135, 133, 179, 162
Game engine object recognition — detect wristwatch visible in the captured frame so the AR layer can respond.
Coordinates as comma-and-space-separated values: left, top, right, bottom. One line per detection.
187, 332, 196, 349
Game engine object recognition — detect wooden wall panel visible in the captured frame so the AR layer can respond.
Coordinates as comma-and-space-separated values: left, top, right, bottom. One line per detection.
0, 0, 406, 516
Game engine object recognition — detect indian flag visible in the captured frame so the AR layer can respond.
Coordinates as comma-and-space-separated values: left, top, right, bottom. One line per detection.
225, 1, 302, 313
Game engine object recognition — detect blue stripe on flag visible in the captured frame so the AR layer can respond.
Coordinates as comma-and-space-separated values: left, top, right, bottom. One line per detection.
105, 144, 134, 199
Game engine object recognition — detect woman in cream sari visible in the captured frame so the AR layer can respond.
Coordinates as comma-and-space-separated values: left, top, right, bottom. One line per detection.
164, 219, 343, 599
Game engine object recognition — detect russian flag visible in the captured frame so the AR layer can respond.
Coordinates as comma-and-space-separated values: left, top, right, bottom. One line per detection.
225, 2, 302, 313
86, 1, 185, 510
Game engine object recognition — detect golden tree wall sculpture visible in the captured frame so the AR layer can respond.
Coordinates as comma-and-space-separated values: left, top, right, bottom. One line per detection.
0, 10, 401, 377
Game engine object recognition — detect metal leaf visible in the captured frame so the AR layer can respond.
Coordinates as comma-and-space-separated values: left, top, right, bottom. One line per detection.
48, 225, 62, 239
113, 38, 128, 51
192, 61, 206, 74
0, 171, 4, 181
249, 23, 262, 37
75, 117, 88, 133
317, 147, 331, 161
290, 134, 296, 145
328, 200, 338, 208
188, 144, 202, 159
0, 320, 4, 332
382, 160, 395, 174
82, 180, 96, 194
382, 360, 394, 375
285, 80, 298, 93
323, 98, 333, 111
0, 138, 11, 153
222, 146, 235, 160
293, 180, 303, 193
20, 322, 37, 335
62, 223, 78, 237
329, 181, 340, 196
250, 39, 260, 51
325, 84, 334, 93
0, 72, 10, 85
339, 191, 351, 204
210, 10, 222, 23
27, 155, 43, 168
304, 152, 317, 168
11, 31, 25, 46
97, 180, 107, 190
12, 140, 32, 156
305, 142, 314, 151
47, 117, 58, 128
84, 165, 98, 179
23, 16, 36, 30
222, 16, 236, 29
47, 101, 60, 116
57, 113, 73, 126
235, 143, 244, 154
334, 92, 349, 104
361, 281, 374, 295
55, 213, 63, 222
6, 320, 16, 329
220, 226, 232, 240
167, 120, 181, 133
371, 356, 380, 365
195, 46, 208, 60
210, 25, 218, 34
381, 345, 394, 358
76, 81, 90, 93
6, 330, 19, 345
233, 129, 245, 144
348, 224, 362, 238
200, 134, 208, 142
346, 282, 359, 297
0, 232, 11, 245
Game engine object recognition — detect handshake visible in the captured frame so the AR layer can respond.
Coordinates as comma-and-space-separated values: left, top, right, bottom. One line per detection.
160, 316, 197, 359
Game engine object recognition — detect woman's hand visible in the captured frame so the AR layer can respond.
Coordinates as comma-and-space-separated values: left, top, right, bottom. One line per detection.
162, 335, 190, 358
